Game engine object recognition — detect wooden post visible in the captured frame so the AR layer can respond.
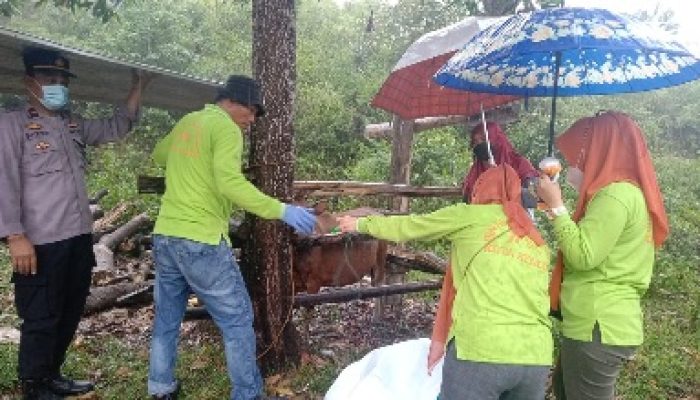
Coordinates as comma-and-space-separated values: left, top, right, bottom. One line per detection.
385, 115, 415, 311
246, 0, 301, 372
389, 115, 415, 212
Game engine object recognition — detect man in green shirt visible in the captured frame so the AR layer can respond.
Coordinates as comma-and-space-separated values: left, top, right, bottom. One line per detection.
147, 75, 316, 400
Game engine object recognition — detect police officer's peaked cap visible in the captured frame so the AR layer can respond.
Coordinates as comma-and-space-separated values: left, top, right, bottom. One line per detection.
217, 75, 265, 117
22, 47, 77, 78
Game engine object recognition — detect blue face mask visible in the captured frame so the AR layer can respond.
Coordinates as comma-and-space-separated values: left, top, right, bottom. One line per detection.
39, 84, 70, 111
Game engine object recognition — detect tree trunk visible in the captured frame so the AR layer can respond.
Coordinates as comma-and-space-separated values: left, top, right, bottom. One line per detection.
481, 0, 519, 16
247, 0, 300, 373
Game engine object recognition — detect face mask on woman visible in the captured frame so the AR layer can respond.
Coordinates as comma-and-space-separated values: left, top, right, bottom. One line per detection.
473, 142, 493, 162
565, 167, 583, 192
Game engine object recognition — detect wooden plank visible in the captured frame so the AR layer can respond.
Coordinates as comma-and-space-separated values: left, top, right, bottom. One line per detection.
293, 281, 442, 307
364, 106, 520, 139
183, 280, 443, 319
138, 175, 462, 198
293, 181, 461, 197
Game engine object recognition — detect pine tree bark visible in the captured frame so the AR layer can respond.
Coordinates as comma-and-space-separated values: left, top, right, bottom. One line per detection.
481, 0, 519, 16
246, 0, 300, 373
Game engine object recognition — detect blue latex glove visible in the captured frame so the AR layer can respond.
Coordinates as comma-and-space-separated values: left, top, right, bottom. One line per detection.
282, 204, 317, 235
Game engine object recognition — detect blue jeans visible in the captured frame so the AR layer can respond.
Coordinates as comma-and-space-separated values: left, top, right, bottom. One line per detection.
148, 235, 262, 400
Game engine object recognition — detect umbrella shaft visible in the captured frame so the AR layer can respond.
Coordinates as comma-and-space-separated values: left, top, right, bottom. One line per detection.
548, 51, 562, 156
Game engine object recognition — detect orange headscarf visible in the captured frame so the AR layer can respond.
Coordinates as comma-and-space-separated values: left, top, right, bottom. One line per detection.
471, 164, 545, 246
549, 111, 669, 312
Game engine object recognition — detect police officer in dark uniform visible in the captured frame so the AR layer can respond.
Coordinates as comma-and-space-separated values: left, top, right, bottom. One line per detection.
0, 47, 150, 399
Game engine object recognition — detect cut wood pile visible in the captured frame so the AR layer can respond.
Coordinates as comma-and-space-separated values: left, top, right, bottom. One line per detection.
85, 194, 155, 316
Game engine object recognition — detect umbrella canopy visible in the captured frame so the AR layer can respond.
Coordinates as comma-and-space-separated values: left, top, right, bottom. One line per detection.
371, 16, 518, 120
434, 7, 700, 154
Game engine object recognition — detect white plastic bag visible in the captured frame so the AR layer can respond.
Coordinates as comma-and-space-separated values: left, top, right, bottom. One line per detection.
325, 338, 443, 400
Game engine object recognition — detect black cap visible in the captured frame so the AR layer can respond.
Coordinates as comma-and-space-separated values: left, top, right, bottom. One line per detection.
22, 47, 77, 78
217, 75, 265, 117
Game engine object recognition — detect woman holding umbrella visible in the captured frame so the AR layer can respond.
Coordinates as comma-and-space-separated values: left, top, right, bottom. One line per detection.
462, 121, 539, 204
339, 164, 553, 400
537, 111, 669, 400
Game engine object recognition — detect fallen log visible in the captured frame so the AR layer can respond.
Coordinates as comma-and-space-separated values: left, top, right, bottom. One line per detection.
89, 189, 108, 204
386, 249, 447, 275
94, 201, 131, 233
94, 213, 151, 270
89, 204, 104, 221
83, 281, 153, 315
99, 213, 151, 250
116, 284, 153, 305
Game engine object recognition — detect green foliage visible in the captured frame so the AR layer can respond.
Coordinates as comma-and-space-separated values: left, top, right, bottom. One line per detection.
4, 0, 122, 22
0, 0, 21, 18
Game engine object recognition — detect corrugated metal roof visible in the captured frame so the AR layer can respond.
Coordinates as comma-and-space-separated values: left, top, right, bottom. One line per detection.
0, 25, 222, 112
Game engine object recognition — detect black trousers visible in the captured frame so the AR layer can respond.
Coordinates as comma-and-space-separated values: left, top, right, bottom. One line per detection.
12, 234, 95, 380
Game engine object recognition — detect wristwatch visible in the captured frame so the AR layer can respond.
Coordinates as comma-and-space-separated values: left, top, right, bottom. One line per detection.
550, 205, 568, 217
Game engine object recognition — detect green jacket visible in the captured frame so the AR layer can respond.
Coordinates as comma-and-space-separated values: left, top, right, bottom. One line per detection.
359, 204, 552, 365
152, 104, 284, 245
554, 182, 654, 346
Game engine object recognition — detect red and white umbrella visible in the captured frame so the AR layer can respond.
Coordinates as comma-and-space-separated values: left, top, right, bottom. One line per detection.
371, 16, 519, 120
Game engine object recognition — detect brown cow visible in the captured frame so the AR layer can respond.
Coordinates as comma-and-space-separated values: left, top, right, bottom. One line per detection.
292, 207, 388, 319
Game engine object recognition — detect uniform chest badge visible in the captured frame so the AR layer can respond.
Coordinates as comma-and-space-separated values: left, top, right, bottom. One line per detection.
35, 141, 51, 151
26, 122, 43, 130
27, 108, 40, 118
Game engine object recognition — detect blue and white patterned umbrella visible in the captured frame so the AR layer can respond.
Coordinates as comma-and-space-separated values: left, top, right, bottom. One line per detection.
434, 7, 700, 154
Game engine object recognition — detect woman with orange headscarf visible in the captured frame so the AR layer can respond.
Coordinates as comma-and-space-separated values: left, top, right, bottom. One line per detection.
419, 121, 542, 380
339, 164, 552, 400
536, 112, 669, 400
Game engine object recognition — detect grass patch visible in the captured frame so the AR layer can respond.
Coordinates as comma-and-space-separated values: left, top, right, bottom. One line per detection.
615, 261, 700, 400
0, 337, 234, 399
